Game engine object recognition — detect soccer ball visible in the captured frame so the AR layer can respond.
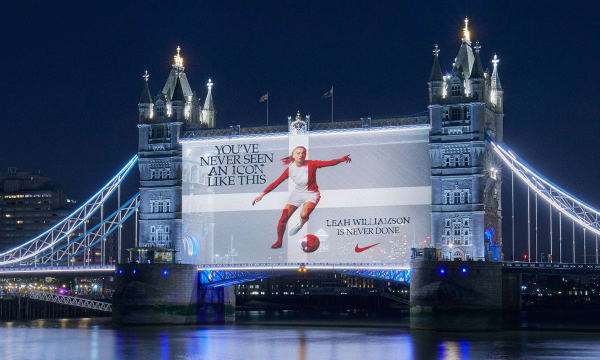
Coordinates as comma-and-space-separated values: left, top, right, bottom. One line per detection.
300, 234, 320, 253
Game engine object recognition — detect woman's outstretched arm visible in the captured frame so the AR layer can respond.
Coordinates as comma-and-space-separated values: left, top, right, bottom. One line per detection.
252, 167, 289, 205
312, 155, 351, 168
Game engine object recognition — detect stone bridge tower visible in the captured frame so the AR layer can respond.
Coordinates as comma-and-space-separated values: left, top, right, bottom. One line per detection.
136, 47, 216, 263
428, 19, 504, 261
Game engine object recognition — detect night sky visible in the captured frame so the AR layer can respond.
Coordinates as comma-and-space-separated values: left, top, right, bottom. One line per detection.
1, 2, 598, 256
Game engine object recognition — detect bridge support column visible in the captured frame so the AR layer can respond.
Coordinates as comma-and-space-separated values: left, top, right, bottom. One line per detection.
223, 285, 236, 316
112, 263, 224, 325
409, 260, 517, 330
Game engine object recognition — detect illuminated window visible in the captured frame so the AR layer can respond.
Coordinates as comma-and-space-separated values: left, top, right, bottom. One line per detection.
451, 84, 461, 96
444, 192, 450, 205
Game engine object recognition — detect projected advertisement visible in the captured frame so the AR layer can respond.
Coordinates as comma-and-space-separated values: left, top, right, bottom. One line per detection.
182, 127, 431, 266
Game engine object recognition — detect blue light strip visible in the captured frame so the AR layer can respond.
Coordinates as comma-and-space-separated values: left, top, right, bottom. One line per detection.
180, 124, 431, 142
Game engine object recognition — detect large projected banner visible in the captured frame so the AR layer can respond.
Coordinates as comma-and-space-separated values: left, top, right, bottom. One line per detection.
182, 126, 431, 266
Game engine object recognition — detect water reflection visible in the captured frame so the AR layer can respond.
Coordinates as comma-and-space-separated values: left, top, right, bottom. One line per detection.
0, 316, 599, 359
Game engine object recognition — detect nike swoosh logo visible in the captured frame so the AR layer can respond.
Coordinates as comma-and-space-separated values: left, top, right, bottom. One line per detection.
355, 243, 380, 253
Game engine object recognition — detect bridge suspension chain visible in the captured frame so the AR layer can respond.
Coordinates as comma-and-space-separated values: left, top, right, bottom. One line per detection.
489, 140, 600, 237
31, 193, 140, 267
0, 155, 138, 266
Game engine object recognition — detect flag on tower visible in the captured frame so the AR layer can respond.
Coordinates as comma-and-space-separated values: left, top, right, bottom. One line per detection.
259, 93, 269, 103
321, 87, 333, 98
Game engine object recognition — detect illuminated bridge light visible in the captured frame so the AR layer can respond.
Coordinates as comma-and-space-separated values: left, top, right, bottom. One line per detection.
461, 267, 468, 274
132, 269, 137, 275
162, 269, 169, 276
439, 267, 446, 275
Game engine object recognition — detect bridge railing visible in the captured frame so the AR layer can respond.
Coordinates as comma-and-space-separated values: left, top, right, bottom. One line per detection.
21, 289, 112, 312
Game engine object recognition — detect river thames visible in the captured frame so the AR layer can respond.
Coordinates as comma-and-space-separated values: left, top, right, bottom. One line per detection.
1, 311, 600, 359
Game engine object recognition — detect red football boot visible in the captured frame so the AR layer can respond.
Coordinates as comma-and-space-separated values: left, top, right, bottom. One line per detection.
271, 241, 282, 249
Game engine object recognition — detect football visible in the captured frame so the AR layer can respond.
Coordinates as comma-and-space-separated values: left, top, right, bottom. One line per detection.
300, 234, 320, 253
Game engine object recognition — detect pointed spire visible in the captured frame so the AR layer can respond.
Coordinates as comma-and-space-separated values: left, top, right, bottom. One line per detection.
462, 17, 471, 42
470, 41, 484, 79
172, 75, 185, 102
173, 46, 184, 70
491, 54, 502, 90
202, 78, 216, 128
429, 44, 443, 82
139, 70, 152, 103
203, 78, 214, 111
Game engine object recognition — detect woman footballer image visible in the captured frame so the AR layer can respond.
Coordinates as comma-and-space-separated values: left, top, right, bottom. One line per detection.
252, 146, 351, 249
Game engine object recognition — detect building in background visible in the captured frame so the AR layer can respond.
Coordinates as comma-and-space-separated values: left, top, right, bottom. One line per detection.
0, 167, 77, 251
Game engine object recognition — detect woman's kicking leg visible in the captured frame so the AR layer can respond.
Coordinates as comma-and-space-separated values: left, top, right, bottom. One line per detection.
289, 201, 318, 236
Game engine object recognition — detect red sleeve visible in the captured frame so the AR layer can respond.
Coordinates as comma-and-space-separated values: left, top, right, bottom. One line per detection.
263, 168, 289, 194
311, 157, 346, 168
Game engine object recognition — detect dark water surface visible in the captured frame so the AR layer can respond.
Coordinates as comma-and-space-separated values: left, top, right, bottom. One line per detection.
1, 311, 600, 360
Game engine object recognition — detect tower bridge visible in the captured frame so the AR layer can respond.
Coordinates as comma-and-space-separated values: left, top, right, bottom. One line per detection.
1, 19, 599, 324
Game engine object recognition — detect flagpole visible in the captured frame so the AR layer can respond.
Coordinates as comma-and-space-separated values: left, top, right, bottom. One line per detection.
331, 86, 334, 123
267, 92, 269, 126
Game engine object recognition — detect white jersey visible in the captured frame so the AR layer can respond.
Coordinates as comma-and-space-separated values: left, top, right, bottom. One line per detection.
289, 163, 309, 192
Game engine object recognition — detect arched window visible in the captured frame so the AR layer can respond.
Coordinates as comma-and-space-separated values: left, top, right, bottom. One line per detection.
464, 154, 470, 167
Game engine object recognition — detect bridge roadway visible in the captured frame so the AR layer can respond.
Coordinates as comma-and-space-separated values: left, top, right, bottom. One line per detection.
2, 261, 600, 283
502, 261, 600, 275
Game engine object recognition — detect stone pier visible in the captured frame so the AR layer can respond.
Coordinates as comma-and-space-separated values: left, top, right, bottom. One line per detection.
112, 263, 224, 325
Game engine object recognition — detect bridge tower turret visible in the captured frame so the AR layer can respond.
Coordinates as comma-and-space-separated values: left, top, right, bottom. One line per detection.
201, 78, 216, 128
138, 71, 153, 121
428, 18, 504, 261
